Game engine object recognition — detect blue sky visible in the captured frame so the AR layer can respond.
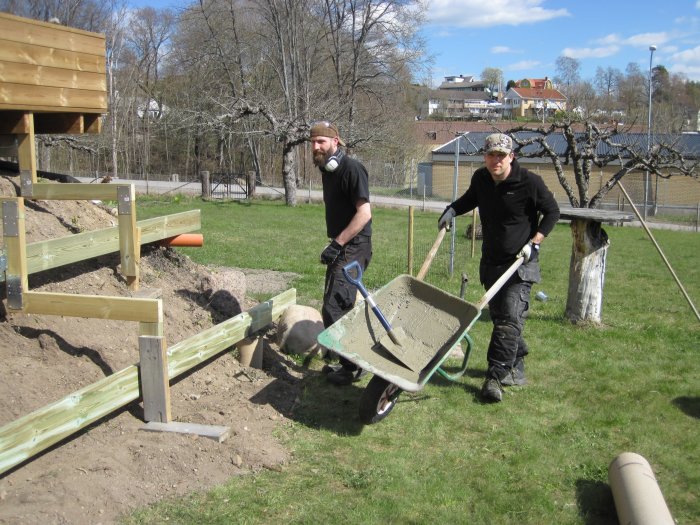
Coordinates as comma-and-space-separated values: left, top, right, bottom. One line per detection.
423, 0, 700, 86
128, 0, 700, 85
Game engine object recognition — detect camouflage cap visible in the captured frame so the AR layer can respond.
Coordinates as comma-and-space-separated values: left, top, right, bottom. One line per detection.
484, 133, 513, 154
309, 121, 345, 146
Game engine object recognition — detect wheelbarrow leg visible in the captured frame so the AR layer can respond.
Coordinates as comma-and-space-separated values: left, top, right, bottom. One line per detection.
436, 333, 474, 382
359, 376, 402, 425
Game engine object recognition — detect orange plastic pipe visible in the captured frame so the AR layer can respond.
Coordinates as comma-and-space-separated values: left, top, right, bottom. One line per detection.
161, 233, 204, 247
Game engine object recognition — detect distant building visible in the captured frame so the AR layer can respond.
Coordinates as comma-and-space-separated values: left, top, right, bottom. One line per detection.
503, 77, 566, 119
428, 75, 502, 120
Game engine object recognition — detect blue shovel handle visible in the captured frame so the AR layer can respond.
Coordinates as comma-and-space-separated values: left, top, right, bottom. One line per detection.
342, 261, 394, 333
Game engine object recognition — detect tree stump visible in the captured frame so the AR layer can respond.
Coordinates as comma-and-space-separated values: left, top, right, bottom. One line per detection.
565, 219, 609, 324
558, 208, 634, 325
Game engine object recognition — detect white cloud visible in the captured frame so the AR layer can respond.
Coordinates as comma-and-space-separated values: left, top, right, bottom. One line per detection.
671, 45, 700, 63
562, 46, 620, 59
491, 46, 519, 54
623, 32, 670, 47
427, 0, 569, 28
594, 34, 621, 45
506, 60, 542, 71
667, 45, 700, 80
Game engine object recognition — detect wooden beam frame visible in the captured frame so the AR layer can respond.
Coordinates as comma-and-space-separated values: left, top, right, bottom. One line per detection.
21, 291, 162, 322
0, 210, 201, 282
0, 288, 296, 475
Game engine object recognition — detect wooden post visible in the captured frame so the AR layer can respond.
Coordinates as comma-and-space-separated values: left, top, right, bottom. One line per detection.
139, 335, 171, 423
407, 206, 414, 275
2, 197, 28, 310
117, 185, 140, 290
200, 170, 211, 199
470, 209, 477, 258
16, 112, 36, 196
247, 170, 256, 197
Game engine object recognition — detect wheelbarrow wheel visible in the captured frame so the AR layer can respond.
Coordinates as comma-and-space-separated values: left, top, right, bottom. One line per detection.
359, 376, 402, 424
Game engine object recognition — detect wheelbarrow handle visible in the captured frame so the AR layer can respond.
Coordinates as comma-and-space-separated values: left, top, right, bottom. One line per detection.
342, 261, 394, 333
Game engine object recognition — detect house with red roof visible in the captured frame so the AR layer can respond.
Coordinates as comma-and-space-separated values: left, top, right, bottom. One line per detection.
504, 77, 567, 119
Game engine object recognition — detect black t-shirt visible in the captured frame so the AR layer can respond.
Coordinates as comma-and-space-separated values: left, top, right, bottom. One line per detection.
321, 154, 372, 239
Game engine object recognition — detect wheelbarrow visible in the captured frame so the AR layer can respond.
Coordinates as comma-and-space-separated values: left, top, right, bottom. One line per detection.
317, 239, 525, 424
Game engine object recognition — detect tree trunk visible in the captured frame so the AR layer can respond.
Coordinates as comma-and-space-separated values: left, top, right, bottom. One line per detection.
565, 219, 610, 324
281, 144, 297, 206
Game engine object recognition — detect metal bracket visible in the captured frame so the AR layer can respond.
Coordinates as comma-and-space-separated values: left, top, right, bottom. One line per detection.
20, 170, 33, 198
6, 275, 23, 310
2, 200, 19, 237
117, 186, 132, 215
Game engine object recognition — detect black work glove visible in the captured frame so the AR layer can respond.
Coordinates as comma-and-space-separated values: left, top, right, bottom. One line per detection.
320, 240, 343, 265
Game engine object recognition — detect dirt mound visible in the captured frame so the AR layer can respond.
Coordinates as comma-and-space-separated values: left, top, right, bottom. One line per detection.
0, 175, 303, 524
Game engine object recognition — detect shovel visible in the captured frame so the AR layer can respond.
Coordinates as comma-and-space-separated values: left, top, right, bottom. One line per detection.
342, 261, 423, 369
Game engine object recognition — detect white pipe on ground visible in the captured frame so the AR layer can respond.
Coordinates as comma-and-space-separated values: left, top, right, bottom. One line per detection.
608, 452, 674, 525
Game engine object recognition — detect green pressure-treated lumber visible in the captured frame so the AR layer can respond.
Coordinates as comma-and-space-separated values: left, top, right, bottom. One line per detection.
0, 287, 296, 475
0, 210, 200, 282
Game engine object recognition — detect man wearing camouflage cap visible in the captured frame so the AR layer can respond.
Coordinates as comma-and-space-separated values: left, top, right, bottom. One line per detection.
438, 133, 560, 402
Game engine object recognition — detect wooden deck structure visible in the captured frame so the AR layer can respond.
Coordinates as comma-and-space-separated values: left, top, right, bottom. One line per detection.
0, 13, 294, 473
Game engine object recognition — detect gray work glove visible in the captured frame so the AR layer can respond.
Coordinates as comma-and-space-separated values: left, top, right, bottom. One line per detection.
320, 240, 343, 265
438, 206, 456, 231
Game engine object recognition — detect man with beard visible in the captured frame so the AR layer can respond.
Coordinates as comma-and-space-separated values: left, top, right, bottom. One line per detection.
310, 121, 373, 386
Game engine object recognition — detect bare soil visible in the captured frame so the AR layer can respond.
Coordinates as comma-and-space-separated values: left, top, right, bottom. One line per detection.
0, 175, 304, 524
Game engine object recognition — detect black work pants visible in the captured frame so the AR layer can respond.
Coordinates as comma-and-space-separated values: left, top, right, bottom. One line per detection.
480, 260, 539, 380
322, 235, 372, 371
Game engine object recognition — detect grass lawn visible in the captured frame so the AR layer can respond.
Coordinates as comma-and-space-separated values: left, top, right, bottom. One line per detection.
126, 196, 700, 524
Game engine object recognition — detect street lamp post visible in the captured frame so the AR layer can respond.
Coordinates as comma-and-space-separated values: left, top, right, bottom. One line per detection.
645, 44, 656, 219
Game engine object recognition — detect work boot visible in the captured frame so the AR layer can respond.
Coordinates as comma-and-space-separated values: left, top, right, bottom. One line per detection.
326, 367, 367, 386
500, 359, 527, 386
480, 378, 503, 402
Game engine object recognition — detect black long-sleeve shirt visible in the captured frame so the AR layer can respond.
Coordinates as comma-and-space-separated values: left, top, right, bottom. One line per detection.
450, 159, 560, 265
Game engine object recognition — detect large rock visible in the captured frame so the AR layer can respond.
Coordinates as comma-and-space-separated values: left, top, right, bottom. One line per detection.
276, 305, 324, 356
199, 268, 247, 319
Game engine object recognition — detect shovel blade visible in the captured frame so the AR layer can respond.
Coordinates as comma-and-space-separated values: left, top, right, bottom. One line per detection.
378, 327, 431, 372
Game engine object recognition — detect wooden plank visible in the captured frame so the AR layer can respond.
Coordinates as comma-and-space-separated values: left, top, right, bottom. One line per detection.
2, 210, 201, 281
0, 13, 105, 55
21, 291, 162, 323
29, 182, 120, 200
0, 61, 105, 91
0, 38, 105, 73
139, 322, 164, 337
0, 83, 107, 112
139, 336, 171, 423
0, 288, 296, 475
0, 103, 104, 114
141, 422, 230, 442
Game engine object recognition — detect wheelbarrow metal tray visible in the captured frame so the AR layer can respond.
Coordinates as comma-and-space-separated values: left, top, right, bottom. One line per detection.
318, 274, 480, 392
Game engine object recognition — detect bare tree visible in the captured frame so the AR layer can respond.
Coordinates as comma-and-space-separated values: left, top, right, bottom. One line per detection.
481, 67, 503, 98
509, 119, 697, 323
0, 0, 110, 31
554, 55, 581, 94
317, 0, 428, 141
